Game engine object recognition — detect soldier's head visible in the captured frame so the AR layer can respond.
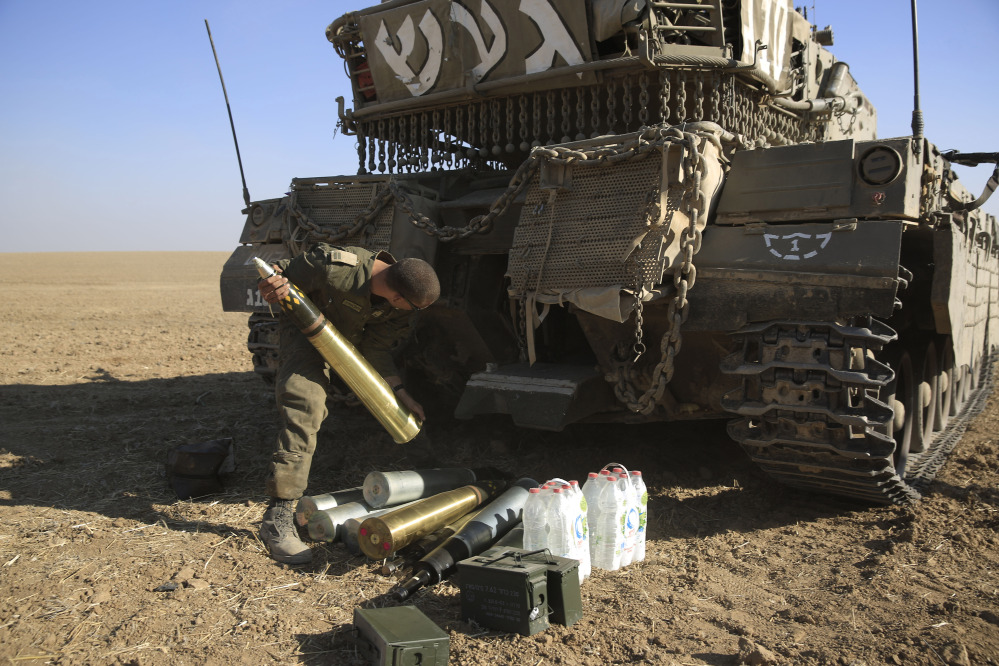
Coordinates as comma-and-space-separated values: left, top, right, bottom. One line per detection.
385, 258, 440, 310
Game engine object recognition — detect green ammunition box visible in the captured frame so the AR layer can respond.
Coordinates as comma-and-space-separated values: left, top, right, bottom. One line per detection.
520, 550, 583, 627
457, 548, 551, 636
352, 606, 449, 666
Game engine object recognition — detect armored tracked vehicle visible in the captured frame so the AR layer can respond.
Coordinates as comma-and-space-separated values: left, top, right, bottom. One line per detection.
220, 0, 999, 503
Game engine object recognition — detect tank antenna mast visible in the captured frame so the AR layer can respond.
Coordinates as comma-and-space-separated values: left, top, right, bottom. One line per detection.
908, 0, 923, 155
205, 20, 251, 208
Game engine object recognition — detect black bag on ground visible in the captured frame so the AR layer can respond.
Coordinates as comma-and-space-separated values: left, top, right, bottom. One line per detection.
165, 438, 235, 499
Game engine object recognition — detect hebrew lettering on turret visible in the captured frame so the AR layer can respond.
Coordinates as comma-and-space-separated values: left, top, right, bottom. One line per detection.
451, 0, 506, 82
520, 0, 585, 74
360, 0, 591, 102
374, 10, 443, 96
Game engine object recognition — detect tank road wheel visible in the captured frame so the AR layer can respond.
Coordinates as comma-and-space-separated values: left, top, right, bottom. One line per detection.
882, 350, 918, 478
951, 364, 968, 415
247, 313, 280, 386
936, 340, 955, 429
912, 340, 938, 453
970, 354, 982, 392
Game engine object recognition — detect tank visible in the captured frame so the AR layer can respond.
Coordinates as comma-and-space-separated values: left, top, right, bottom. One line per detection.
220, 0, 999, 504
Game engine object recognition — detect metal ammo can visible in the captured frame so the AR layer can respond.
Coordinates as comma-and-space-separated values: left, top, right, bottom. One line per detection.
519, 549, 583, 627
351, 606, 449, 666
458, 546, 565, 636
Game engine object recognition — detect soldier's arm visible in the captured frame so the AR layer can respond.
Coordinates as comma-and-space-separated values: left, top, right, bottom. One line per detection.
360, 317, 425, 420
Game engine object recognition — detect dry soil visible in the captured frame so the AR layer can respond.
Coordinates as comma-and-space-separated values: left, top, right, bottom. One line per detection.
0, 252, 997, 666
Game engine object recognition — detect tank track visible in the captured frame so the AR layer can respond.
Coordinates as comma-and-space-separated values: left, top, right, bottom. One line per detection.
721, 320, 993, 504
247, 313, 280, 385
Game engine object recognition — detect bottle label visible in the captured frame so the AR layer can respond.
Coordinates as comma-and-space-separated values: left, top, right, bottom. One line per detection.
624, 507, 639, 540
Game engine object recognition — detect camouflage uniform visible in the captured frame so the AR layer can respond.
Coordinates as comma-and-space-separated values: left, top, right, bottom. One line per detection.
267, 244, 412, 500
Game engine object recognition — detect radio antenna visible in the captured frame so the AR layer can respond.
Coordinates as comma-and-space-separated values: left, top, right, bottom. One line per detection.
205, 20, 251, 207
909, 0, 924, 155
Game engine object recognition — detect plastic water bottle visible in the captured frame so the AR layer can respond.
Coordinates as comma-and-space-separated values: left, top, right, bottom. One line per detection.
568, 480, 591, 581
546, 487, 572, 558
630, 471, 648, 562
592, 474, 623, 571
522, 487, 547, 551
559, 483, 588, 583
582, 472, 601, 564
619, 473, 639, 567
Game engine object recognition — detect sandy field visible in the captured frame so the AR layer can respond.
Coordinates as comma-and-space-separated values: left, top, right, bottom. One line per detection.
0, 252, 997, 666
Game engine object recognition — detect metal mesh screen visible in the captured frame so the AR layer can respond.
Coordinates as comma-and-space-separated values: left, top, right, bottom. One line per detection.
507, 152, 669, 293
294, 181, 394, 250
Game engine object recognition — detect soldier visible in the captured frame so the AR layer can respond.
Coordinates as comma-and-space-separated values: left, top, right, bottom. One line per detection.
255, 244, 440, 564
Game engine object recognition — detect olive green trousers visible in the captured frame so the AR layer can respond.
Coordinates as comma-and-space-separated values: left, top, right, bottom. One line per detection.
266, 321, 331, 500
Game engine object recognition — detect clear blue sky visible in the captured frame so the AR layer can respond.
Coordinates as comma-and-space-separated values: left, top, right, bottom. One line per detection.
1, 0, 996, 252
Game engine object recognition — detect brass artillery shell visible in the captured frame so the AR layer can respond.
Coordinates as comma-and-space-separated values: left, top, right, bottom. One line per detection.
358, 482, 502, 559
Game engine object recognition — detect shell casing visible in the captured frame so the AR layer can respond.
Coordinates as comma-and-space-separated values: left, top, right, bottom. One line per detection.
358, 482, 502, 559
363, 468, 478, 508
252, 257, 421, 444
295, 486, 365, 526
306, 500, 375, 543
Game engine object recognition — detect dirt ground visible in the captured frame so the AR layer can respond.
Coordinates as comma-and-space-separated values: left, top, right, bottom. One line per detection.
1, 252, 997, 666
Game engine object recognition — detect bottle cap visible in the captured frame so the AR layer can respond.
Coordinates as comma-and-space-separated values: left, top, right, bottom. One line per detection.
529, 488, 540, 493
631, 470, 642, 476
588, 472, 599, 478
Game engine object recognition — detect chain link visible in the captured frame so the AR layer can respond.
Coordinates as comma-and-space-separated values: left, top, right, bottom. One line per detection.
377, 120, 386, 173
638, 74, 649, 126
607, 80, 618, 132
560, 90, 571, 141
659, 70, 671, 125
519, 95, 529, 151
622, 75, 633, 130
606, 127, 708, 414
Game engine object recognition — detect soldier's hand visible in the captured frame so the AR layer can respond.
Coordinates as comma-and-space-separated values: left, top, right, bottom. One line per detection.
258, 265, 290, 304
397, 389, 426, 422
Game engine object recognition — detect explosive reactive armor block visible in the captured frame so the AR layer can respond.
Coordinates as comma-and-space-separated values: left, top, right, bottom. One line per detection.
352, 606, 449, 666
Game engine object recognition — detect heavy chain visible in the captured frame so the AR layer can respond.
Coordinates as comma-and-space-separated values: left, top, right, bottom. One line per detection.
392, 157, 540, 242
694, 73, 704, 121
659, 70, 671, 124
607, 80, 618, 131
607, 128, 707, 414
377, 120, 386, 173
561, 90, 571, 142
356, 124, 367, 175
420, 111, 429, 170
519, 95, 529, 151
388, 117, 398, 171
491, 100, 501, 156
590, 87, 600, 138
290, 184, 393, 243
622, 75, 634, 130
676, 70, 688, 122
546, 91, 556, 144
710, 71, 721, 124
506, 97, 515, 153
638, 74, 649, 126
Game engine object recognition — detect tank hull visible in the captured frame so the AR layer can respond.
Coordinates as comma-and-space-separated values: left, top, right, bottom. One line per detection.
220, 0, 998, 503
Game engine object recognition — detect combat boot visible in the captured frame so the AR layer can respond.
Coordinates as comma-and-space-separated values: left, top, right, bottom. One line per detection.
260, 499, 312, 564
